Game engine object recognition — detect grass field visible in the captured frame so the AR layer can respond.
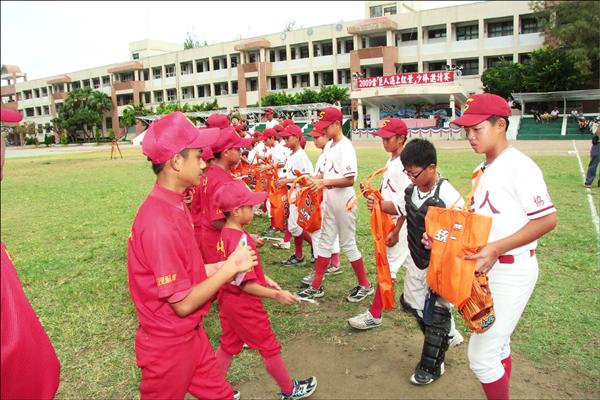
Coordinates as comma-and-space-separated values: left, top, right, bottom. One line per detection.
1, 142, 598, 398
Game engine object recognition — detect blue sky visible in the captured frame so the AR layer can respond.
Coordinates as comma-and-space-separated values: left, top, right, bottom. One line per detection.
1, 1, 478, 80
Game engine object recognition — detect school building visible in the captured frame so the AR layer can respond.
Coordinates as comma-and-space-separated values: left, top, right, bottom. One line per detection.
1, 1, 546, 138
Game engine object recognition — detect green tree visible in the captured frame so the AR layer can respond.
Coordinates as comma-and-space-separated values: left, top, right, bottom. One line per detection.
120, 103, 152, 138
318, 85, 349, 104
294, 88, 321, 104
184, 31, 200, 49
261, 92, 296, 106
54, 88, 112, 140
523, 46, 590, 92
531, 0, 599, 85
481, 59, 526, 98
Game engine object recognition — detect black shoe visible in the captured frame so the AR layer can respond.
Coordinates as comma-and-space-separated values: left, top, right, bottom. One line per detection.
279, 376, 318, 399
281, 255, 306, 267
410, 363, 444, 385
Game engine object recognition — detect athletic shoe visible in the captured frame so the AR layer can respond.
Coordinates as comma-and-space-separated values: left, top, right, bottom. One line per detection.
448, 331, 464, 348
347, 310, 382, 330
584, 184, 592, 188
281, 255, 306, 267
273, 241, 291, 250
310, 256, 317, 263
410, 362, 445, 385
279, 376, 318, 400
296, 287, 324, 300
300, 272, 315, 287
325, 265, 343, 275
234, 390, 241, 400
346, 285, 375, 303
262, 226, 279, 236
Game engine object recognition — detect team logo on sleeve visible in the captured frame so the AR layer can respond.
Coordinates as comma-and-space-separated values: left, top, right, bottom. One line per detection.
156, 274, 177, 287
533, 195, 545, 207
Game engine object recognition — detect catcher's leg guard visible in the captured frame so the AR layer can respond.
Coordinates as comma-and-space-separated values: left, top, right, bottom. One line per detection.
411, 306, 451, 385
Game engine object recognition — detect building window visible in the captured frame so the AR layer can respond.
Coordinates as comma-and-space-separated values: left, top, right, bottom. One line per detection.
248, 52, 259, 63
132, 52, 139, 60
120, 72, 134, 82
152, 67, 162, 79
166, 89, 177, 101
427, 61, 446, 72
41, 87, 48, 96
25, 108, 34, 117
488, 20, 513, 37
181, 86, 194, 99
197, 85, 210, 97
428, 28, 446, 39
153, 91, 163, 103
456, 25, 478, 41
520, 17, 539, 34
102, 75, 111, 85
401, 31, 418, 42
384, 6, 397, 15
180, 62, 193, 75
314, 41, 333, 56
279, 49, 287, 61
72, 81, 81, 89
35, 107, 41, 116
213, 58, 221, 71
299, 45, 309, 59
401, 63, 418, 73
82, 80, 90, 88
33, 89, 39, 98
23, 90, 32, 99
370, 5, 382, 18
231, 81, 238, 94
165, 65, 175, 78
457, 59, 479, 75
486, 55, 513, 69
230, 54, 239, 68
519, 53, 532, 65
92, 78, 100, 89
322, 71, 334, 86
43, 105, 50, 115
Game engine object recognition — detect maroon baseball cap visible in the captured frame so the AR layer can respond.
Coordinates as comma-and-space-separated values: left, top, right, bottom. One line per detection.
214, 180, 268, 212
206, 113, 230, 129
373, 118, 408, 138
280, 124, 303, 139
262, 128, 277, 138
451, 93, 510, 127
308, 124, 324, 138
273, 124, 284, 133
0, 109, 23, 123
314, 107, 343, 131
264, 107, 274, 115
281, 119, 295, 128
143, 112, 219, 164
201, 146, 215, 161
211, 126, 253, 153
234, 124, 247, 132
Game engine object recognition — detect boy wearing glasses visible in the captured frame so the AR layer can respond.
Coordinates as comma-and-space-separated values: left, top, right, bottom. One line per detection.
370, 138, 464, 386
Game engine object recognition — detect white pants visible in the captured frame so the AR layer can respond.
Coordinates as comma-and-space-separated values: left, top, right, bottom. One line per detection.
403, 254, 459, 337
468, 252, 539, 383
287, 204, 303, 237
316, 189, 361, 262
387, 224, 410, 280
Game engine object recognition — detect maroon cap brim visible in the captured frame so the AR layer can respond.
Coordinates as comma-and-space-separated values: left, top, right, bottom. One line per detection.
189, 127, 220, 149
372, 128, 398, 138
243, 191, 268, 207
314, 120, 334, 131
232, 137, 253, 149
450, 113, 491, 127
0, 109, 23, 123
307, 131, 323, 138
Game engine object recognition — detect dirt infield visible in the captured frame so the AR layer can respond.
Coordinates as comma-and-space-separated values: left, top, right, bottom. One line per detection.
237, 327, 596, 399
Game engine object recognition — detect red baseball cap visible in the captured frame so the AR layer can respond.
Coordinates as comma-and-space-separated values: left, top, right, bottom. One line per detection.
214, 180, 268, 212
307, 124, 324, 138
273, 124, 284, 132
234, 124, 247, 132
280, 124, 303, 139
143, 112, 219, 164
262, 128, 277, 138
451, 93, 510, 127
264, 107, 274, 115
300, 136, 307, 149
201, 146, 215, 161
373, 118, 408, 138
206, 113, 230, 129
211, 126, 253, 153
314, 107, 343, 131
281, 119, 295, 128
0, 109, 23, 123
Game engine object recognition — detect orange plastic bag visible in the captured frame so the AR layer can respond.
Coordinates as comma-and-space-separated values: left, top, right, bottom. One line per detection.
349, 167, 396, 310
295, 186, 323, 233
268, 169, 289, 231
425, 169, 493, 307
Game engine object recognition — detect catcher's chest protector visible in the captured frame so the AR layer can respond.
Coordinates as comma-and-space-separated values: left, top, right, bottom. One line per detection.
405, 179, 447, 270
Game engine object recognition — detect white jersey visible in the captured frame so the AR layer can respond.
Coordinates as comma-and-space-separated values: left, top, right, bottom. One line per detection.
471, 146, 555, 255
381, 156, 411, 223
314, 152, 327, 177
264, 119, 279, 129
272, 140, 291, 176
285, 148, 314, 202
322, 136, 357, 199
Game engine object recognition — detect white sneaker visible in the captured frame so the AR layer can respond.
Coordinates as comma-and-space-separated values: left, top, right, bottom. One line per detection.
272, 241, 291, 249
325, 265, 343, 275
448, 331, 464, 348
347, 310, 382, 330
300, 272, 316, 287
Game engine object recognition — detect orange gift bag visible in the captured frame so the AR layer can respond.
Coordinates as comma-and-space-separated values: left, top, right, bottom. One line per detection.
295, 186, 323, 233
268, 169, 289, 231
425, 169, 493, 307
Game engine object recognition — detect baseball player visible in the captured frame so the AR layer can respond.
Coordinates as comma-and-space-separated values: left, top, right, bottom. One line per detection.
271, 124, 293, 249
347, 118, 411, 330
276, 124, 314, 266
212, 180, 317, 400
1, 109, 61, 400
128, 112, 257, 399
264, 107, 280, 128
300, 126, 342, 287
371, 138, 465, 385
297, 107, 373, 302
191, 126, 253, 263
445, 93, 557, 399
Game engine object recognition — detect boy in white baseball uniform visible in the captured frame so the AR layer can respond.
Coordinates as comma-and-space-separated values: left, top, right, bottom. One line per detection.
347, 118, 411, 330
276, 124, 315, 266
297, 107, 373, 303
446, 93, 557, 400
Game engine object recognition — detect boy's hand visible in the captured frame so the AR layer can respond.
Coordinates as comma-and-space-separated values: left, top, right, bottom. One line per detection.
250, 233, 264, 248
228, 246, 258, 273
366, 195, 378, 211
274, 290, 299, 305
386, 230, 399, 247
421, 232, 433, 250
265, 276, 281, 290
307, 178, 325, 193
464, 244, 500, 274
